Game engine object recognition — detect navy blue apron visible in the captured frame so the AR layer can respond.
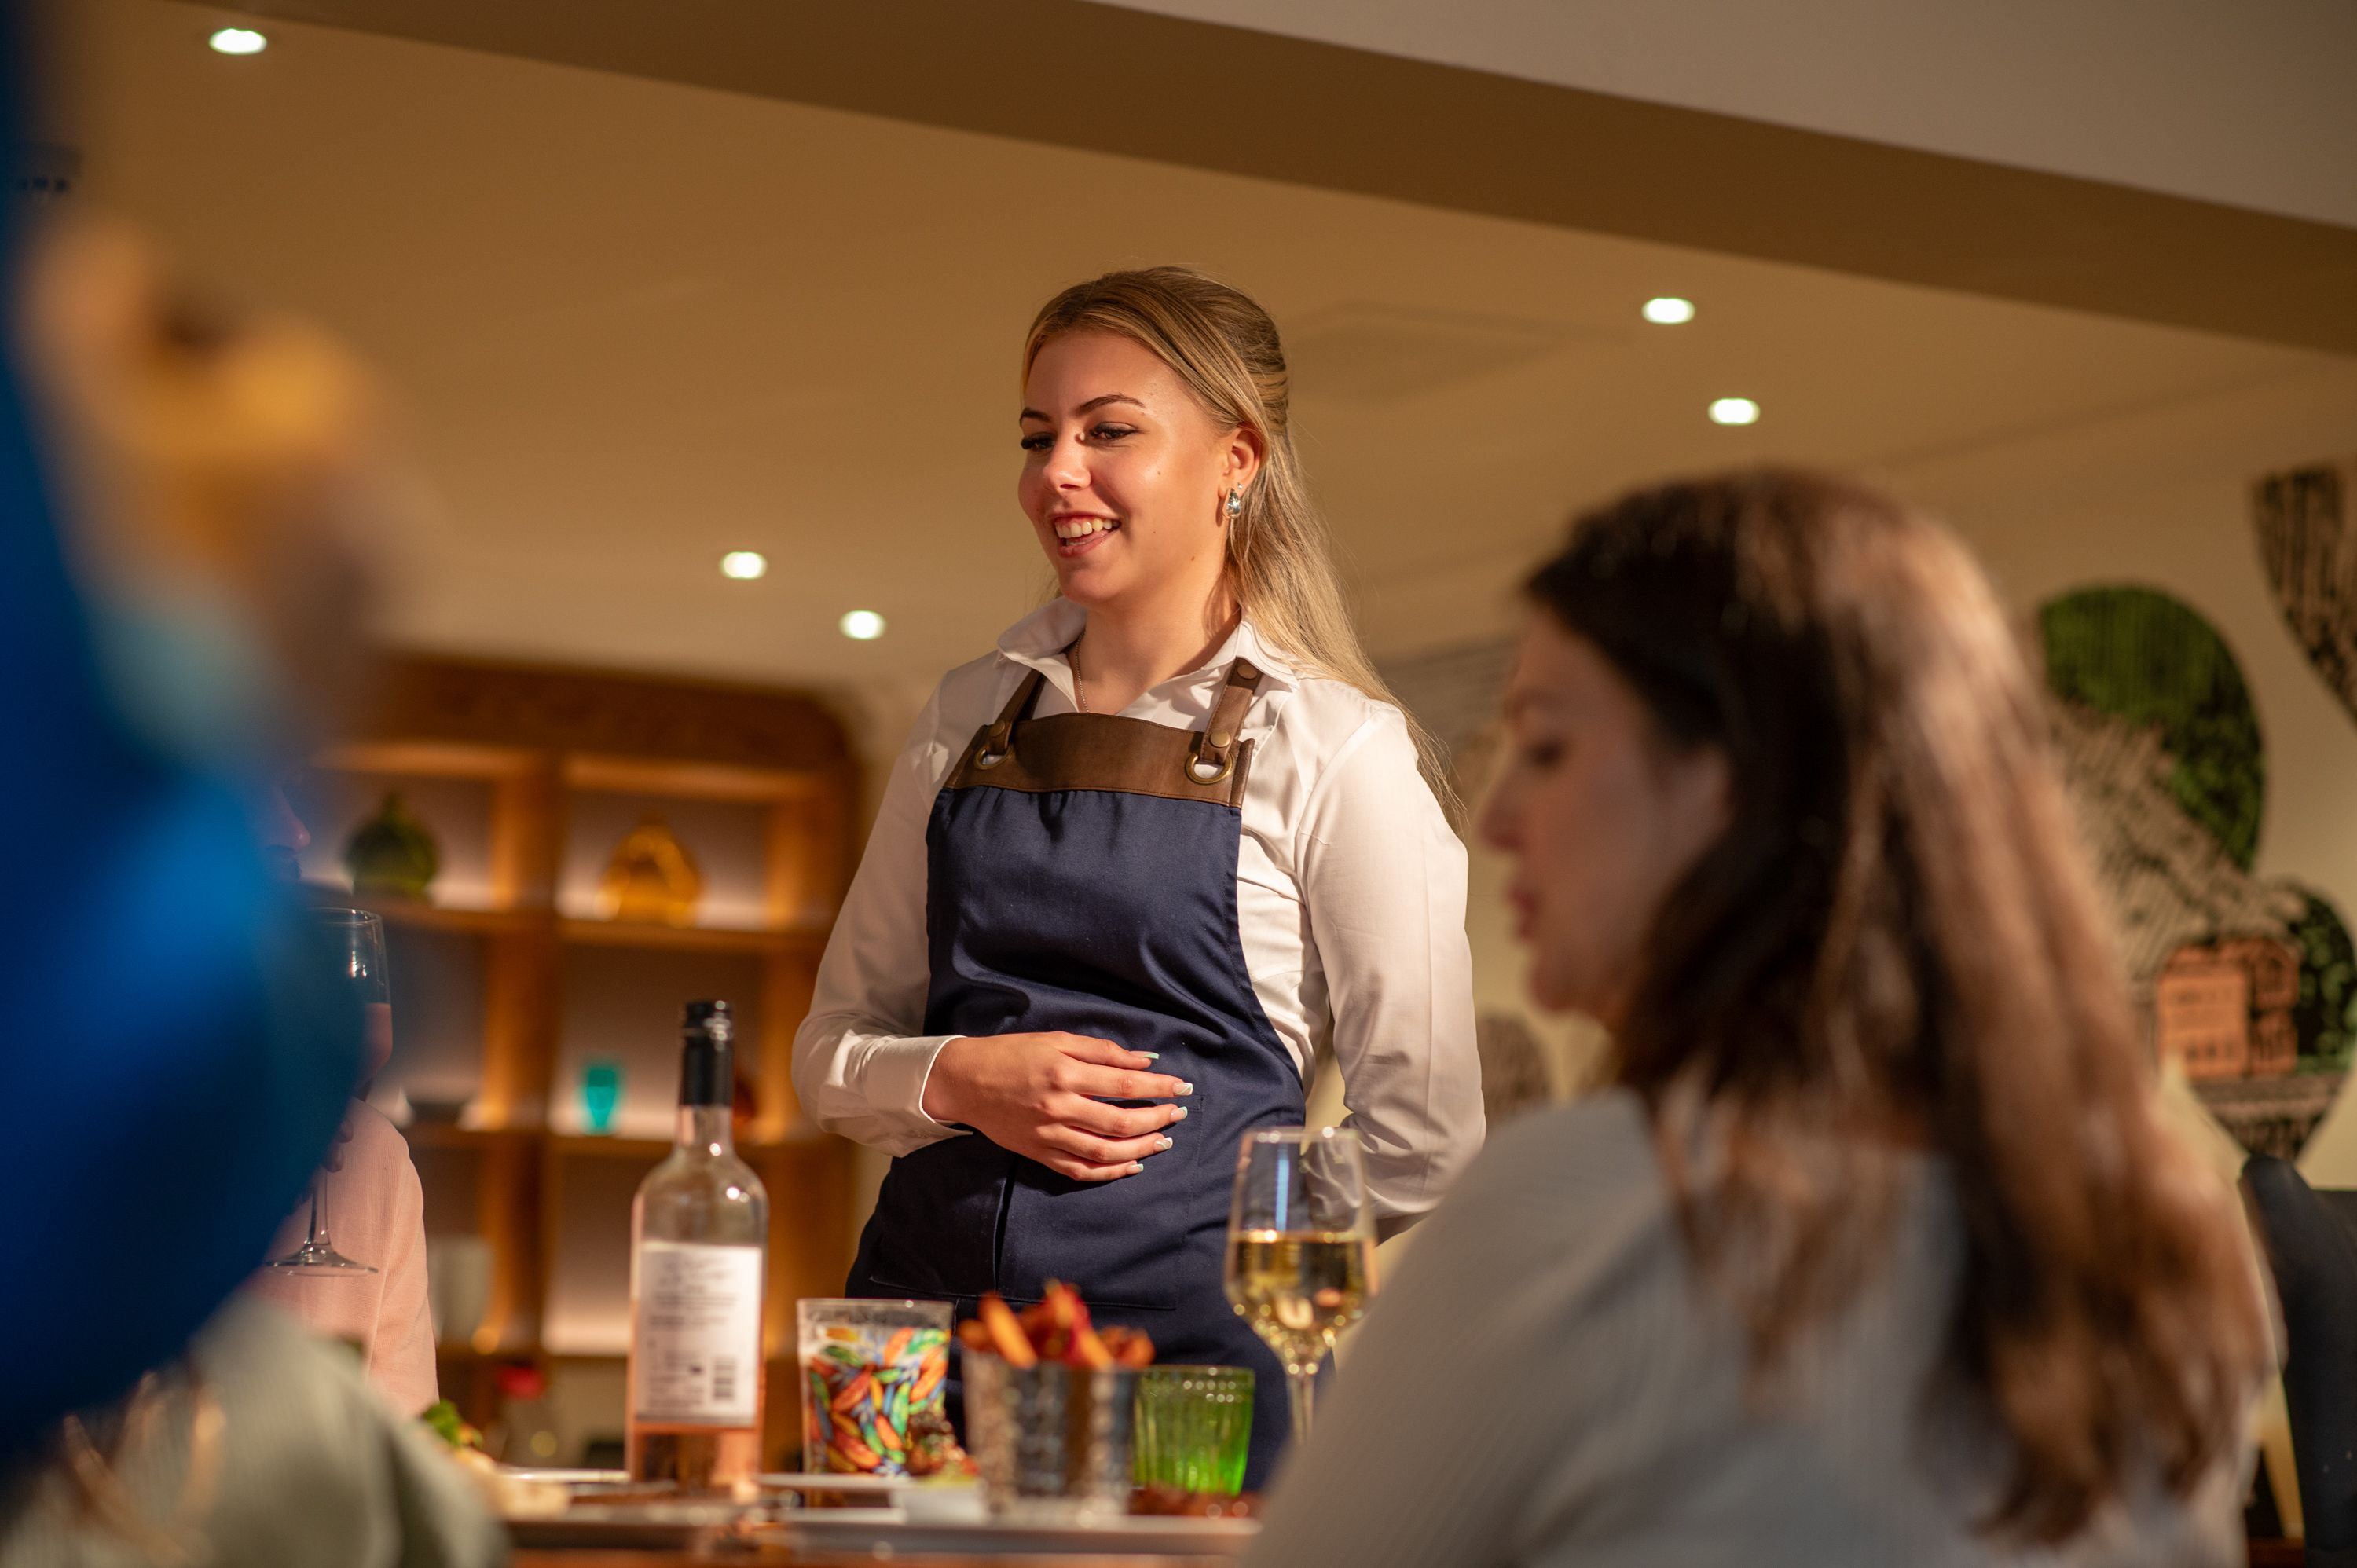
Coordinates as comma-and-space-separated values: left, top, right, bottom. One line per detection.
846, 657, 1305, 1487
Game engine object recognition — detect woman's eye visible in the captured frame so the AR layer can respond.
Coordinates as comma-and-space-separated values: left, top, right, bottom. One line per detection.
1087, 423, 1136, 442
1519, 739, 1567, 770
1019, 432, 1052, 452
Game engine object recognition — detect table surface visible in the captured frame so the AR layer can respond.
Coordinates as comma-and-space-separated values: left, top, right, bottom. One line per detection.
518, 1540, 2300, 1567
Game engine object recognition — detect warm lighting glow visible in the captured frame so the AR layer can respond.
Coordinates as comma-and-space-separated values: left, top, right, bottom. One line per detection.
840, 610, 887, 642
208, 27, 268, 54
1641, 296, 1695, 324
720, 551, 767, 581
1708, 397, 1761, 427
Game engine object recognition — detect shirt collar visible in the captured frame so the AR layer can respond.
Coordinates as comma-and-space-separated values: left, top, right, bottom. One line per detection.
996, 598, 1301, 694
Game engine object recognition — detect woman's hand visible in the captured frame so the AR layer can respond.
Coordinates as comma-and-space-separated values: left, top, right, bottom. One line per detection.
922, 1033, 1192, 1182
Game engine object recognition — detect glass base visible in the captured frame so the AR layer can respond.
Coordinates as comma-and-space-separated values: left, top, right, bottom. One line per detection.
263, 1241, 377, 1274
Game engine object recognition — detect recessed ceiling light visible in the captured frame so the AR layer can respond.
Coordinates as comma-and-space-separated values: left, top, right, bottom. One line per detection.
208, 27, 268, 55
1641, 296, 1695, 325
1708, 397, 1761, 427
720, 551, 767, 581
840, 610, 887, 642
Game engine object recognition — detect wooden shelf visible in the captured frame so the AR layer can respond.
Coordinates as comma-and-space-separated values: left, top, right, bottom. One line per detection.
317, 739, 539, 782
548, 1133, 673, 1160
401, 1123, 537, 1152
559, 916, 823, 956
321, 892, 544, 938
563, 753, 824, 804
323, 654, 863, 1464
555, 1133, 823, 1157
403, 1125, 823, 1159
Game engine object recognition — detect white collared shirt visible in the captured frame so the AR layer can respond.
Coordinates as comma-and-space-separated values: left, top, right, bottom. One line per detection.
792, 599, 1486, 1222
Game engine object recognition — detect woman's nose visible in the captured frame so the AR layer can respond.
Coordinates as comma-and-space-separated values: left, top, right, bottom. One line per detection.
1475, 780, 1518, 853
1044, 435, 1090, 490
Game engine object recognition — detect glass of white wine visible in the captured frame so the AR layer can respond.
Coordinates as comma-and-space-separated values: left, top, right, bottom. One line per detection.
1223, 1127, 1376, 1445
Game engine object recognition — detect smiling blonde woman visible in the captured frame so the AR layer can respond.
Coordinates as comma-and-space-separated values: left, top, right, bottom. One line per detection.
793, 267, 1485, 1486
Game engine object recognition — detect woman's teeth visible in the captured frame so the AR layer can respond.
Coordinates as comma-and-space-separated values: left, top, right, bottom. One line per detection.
1055, 518, 1119, 540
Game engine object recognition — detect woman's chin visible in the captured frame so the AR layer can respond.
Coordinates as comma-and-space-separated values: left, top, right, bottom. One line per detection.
1522, 958, 1589, 1017
1050, 561, 1129, 609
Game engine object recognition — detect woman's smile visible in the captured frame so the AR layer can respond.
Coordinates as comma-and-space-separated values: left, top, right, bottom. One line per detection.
1051, 511, 1123, 557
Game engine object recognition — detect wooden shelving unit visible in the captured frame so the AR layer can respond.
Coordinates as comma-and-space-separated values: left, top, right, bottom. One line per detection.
298, 655, 862, 1466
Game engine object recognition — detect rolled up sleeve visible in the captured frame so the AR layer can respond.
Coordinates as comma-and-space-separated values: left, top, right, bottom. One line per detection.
791, 687, 968, 1156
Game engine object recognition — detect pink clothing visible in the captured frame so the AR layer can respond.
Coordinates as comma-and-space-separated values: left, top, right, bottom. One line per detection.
246, 1101, 438, 1414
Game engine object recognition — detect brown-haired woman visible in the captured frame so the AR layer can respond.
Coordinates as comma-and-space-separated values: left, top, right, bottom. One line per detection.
1246, 469, 2267, 1563
794, 268, 1483, 1483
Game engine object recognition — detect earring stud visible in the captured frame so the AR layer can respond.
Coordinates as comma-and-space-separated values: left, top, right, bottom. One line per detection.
1224, 489, 1243, 522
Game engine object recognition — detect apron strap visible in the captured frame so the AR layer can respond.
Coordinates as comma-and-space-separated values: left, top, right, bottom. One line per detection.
1186, 660, 1264, 786
979, 669, 1047, 764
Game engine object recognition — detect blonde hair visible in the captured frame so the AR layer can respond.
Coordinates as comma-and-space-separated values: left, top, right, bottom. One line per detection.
1022, 266, 1450, 796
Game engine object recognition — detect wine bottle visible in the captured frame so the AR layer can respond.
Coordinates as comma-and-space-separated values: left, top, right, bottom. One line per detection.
625, 1000, 769, 1490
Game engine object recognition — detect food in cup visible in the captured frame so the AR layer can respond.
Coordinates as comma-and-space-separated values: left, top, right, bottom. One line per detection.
955, 1281, 1156, 1370
803, 1321, 955, 1476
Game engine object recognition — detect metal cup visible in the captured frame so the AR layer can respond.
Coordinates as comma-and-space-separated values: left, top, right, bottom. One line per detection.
964, 1357, 1138, 1520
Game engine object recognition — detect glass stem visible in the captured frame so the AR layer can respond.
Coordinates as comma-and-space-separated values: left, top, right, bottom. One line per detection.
1286, 1366, 1316, 1445
306, 1177, 326, 1246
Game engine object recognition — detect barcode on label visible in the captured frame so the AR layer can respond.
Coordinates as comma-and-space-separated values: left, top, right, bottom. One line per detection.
632, 1240, 761, 1424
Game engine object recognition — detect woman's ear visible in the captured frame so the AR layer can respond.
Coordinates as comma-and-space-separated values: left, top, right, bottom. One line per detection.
1220, 425, 1266, 496
1670, 746, 1735, 861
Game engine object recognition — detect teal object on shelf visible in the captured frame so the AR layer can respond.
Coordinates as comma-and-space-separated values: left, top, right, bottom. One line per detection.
581, 1060, 622, 1134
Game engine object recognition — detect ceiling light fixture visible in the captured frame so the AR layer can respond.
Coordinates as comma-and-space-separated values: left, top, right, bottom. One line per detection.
839, 610, 886, 642
1641, 297, 1695, 325
1708, 397, 1761, 427
208, 27, 268, 55
720, 551, 768, 581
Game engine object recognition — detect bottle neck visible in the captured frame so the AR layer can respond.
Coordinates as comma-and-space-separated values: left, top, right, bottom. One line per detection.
676, 1104, 734, 1156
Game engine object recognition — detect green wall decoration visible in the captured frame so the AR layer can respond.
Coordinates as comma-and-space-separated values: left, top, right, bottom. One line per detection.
2040, 585, 2265, 870
2288, 890, 2357, 1072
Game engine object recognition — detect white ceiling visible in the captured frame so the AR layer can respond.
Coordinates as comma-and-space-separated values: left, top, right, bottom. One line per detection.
54, 0, 2357, 702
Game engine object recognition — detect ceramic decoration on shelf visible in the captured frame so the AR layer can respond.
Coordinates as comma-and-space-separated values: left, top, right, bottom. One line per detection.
343, 790, 441, 900
598, 813, 704, 925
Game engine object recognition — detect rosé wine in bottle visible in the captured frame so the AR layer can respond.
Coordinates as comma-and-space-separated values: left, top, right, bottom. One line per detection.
625, 1000, 768, 1490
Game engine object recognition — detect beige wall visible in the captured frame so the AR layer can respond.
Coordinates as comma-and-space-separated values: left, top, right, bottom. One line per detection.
1889, 368, 2357, 1180
1094, 0, 2357, 229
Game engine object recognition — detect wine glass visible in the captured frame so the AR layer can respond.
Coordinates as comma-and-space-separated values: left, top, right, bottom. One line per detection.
1223, 1127, 1376, 1445
264, 908, 387, 1275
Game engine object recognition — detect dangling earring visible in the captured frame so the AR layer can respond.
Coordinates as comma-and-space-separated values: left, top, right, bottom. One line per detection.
1222, 489, 1243, 525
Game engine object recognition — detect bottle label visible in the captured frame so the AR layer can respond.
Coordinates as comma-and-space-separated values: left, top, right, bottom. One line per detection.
632, 1240, 764, 1426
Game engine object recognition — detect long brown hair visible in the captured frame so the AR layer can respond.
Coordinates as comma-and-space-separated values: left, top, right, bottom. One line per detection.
1526, 469, 2265, 1542
1023, 267, 1447, 791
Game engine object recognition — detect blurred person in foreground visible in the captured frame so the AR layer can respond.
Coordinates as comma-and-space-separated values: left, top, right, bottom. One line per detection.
1247, 470, 2268, 1566
0, 201, 364, 1445
0, 192, 500, 1564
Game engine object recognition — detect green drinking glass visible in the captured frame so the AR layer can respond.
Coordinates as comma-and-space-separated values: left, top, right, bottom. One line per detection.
1131, 1365, 1254, 1496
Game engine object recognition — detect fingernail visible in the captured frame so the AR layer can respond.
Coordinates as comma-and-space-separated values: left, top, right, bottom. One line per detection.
1170, 1106, 1189, 1121
1138, 1052, 1160, 1061
1127, 1162, 1145, 1174
1178, 1082, 1195, 1096
1156, 1136, 1174, 1151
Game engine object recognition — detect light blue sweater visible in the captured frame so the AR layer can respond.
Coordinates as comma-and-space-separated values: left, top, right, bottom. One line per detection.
1248, 1090, 2249, 1567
